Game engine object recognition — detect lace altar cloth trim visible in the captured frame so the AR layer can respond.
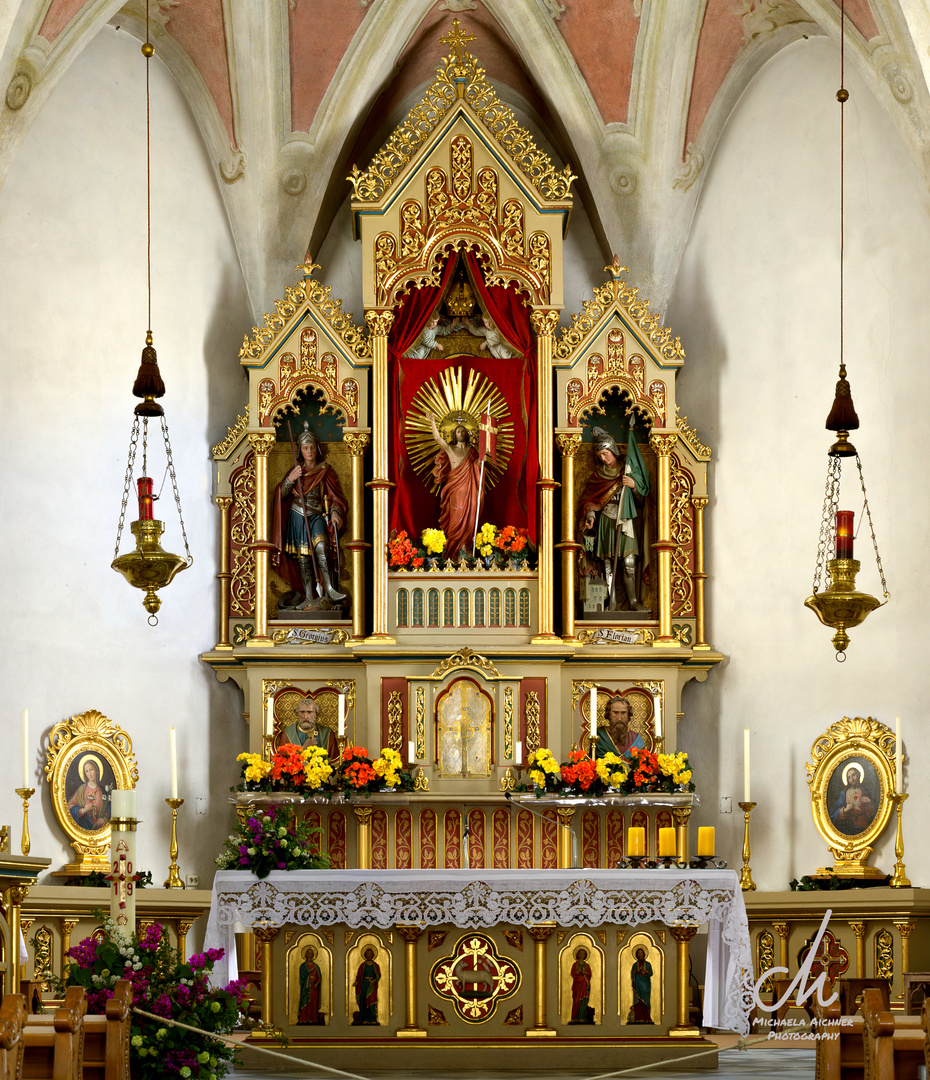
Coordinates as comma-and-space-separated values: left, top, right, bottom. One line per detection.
204, 869, 752, 1033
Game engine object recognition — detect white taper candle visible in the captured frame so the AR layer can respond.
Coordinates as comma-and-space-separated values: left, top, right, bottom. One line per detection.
743, 728, 750, 803
589, 686, 597, 740
169, 726, 178, 799
22, 708, 29, 788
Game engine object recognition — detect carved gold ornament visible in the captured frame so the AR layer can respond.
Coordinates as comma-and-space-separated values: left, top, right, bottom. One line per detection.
44, 710, 139, 874
349, 22, 574, 206
555, 266, 685, 366
805, 716, 896, 878
213, 406, 249, 458
430, 648, 502, 679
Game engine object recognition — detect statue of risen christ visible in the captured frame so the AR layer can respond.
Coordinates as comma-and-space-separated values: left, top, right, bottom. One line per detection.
428, 414, 484, 560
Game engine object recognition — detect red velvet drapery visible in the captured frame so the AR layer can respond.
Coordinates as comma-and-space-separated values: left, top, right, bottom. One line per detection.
388, 252, 539, 548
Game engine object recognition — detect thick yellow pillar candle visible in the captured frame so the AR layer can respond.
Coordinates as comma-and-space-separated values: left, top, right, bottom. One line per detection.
658, 827, 677, 857
628, 827, 645, 857
698, 827, 715, 857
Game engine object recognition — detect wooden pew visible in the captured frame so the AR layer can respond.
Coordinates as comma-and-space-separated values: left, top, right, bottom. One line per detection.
19, 984, 86, 1080
813, 996, 864, 1080
921, 997, 929, 1072
0, 994, 25, 1080
861, 987, 924, 1080
20, 981, 131, 1080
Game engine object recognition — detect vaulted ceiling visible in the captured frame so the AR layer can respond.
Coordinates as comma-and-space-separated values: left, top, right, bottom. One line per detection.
3, 0, 929, 316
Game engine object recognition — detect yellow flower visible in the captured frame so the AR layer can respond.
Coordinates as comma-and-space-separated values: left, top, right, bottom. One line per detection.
529, 769, 546, 787
421, 528, 446, 555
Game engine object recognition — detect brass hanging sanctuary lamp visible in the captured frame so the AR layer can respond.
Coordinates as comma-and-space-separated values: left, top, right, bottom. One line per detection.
804, 0, 888, 660
112, 3, 192, 624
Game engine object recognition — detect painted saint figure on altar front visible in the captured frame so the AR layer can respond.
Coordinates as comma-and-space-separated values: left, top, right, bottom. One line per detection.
569, 947, 594, 1023
353, 947, 381, 1025
595, 695, 645, 759
272, 424, 347, 610
429, 414, 483, 559
628, 947, 654, 1024
579, 426, 650, 611
297, 946, 324, 1025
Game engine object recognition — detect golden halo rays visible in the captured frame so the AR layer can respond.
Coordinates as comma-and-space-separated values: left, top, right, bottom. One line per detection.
405, 366, 514, 494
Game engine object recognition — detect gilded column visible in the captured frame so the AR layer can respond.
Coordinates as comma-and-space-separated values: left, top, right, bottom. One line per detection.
649, 433, 680, 647
5, 886, 28, 995
60, 918, 79, 978
246, 432, 276, 647
344, 432, 371, 641
253, 926, 280, 1035
672, 806, 692, 863
773, 922, 790, 973
691, 497, 709, 650
555, 432, 582, 643
895, 922, 915, 996
556, 807, 576, 869
176, 919, 194, 964
396, 925, 427, 1037
530, 309, 560, 642
526, 923, 557, 1036
848, 922, 866, 979
669, 924, 699, 1036
214, 495, 233, 650
365, 309, 395, 642
354, 805, 373, 870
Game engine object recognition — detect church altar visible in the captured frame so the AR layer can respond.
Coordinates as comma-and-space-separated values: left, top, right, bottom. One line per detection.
205, 867, 752, 1054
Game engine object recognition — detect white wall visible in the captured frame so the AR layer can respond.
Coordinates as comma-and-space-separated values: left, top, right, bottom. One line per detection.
668, 37, 930, 888
0, 26, 251, 885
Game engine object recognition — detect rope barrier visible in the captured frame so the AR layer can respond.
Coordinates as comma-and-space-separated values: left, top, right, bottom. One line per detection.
130, 1007, 371, 1080
132, 1007, 814, 1080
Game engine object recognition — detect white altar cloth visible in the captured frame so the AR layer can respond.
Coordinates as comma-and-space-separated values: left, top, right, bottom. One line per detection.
204, 868, 752, 1034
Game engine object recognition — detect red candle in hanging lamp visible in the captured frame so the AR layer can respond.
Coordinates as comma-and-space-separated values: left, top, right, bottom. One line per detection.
137, 477, 154, 521
835, 510, 854, 560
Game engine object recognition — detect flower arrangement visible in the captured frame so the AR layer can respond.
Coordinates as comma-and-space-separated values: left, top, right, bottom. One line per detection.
475, 522, 537, 568
494, 525, 530, 557
420, 527, 446, 556
387, 530, 425, 569
475, 521, 498, 558
215, 804, 331, 878
333, 745, 416, 797
525, 747, 692, 797
236, 743, 333, 795
55, 917, 245, 1080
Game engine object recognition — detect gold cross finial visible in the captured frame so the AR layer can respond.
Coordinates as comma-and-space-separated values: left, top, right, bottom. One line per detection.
440, 19, 476, 64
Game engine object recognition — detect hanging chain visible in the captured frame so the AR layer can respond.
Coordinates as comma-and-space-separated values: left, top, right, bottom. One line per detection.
114, 418, 141, 559
856, 454, 889, 599
161, 415, 193, 563
812, 455, 842, 593
141, 416, 148, 476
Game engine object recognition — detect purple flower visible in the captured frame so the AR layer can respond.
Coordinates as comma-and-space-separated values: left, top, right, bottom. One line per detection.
139, 923, 164, 950
152, 994, 173, 1018
188, 953, 207, 970
66, 938, 99, 968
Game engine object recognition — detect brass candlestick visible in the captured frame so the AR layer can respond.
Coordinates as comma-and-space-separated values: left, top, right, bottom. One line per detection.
737, 801, 757, 891
164, 798, 186, 889
14, 788, 35, 855
890, 793, 911, 888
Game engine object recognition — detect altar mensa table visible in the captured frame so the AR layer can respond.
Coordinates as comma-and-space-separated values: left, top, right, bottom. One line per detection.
204, 867, 752, 1034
